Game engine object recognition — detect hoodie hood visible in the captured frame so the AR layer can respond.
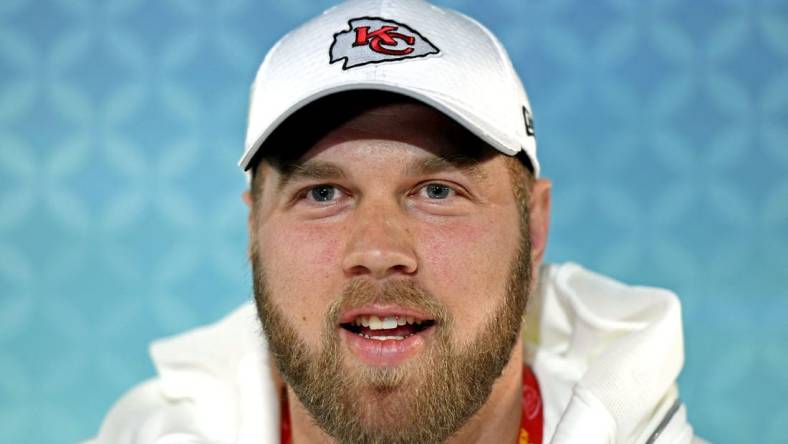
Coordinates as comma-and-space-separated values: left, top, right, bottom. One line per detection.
525, 263, 700, 443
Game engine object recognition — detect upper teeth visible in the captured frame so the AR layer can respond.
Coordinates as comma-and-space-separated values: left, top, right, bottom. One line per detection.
353, 315, 422, 330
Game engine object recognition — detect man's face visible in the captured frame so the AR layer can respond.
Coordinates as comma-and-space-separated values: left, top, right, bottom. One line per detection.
248, 101, 533, 443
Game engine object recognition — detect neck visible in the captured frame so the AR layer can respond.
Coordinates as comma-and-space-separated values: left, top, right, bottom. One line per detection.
283, 338, 525, 444
444, 339, 524, 444
287, 387, 333, 444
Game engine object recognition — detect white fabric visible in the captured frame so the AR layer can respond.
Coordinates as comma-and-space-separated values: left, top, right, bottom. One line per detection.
240, 0, 540, 178
83, 263, 708, 443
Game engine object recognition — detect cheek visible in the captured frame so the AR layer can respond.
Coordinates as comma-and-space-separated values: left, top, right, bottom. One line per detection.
418, 213, 518, 331
257, 221, 343, 344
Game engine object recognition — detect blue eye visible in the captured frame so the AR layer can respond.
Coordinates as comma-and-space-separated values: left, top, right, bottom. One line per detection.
307, 185, 339, 202
423, 183, 452, 199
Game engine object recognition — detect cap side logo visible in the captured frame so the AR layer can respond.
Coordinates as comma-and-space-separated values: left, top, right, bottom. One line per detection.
330, 17, 440, 70
523, 106, 536, 136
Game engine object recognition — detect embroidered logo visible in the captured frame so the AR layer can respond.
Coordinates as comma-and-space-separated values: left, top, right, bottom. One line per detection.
330, 17, 440, 70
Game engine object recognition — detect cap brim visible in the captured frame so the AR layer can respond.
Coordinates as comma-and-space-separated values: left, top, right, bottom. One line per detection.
239, 82, 538, 175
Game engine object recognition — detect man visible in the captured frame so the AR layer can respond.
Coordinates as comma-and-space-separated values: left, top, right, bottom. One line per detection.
87, 0, 707, 443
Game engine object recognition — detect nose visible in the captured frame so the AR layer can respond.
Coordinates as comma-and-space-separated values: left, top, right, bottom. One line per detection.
341, 199, 418, 279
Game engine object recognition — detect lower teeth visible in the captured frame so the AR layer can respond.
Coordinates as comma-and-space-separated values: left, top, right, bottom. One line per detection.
360, 333, 412, 341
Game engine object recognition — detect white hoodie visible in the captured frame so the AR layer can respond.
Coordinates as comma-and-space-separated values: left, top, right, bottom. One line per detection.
84, 263, 708, 444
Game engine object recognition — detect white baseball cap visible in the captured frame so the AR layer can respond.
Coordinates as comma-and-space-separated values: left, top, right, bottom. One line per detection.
240, 0, 540, 177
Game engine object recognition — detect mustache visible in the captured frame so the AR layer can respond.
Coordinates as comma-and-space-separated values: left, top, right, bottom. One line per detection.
326, 278, 450, 326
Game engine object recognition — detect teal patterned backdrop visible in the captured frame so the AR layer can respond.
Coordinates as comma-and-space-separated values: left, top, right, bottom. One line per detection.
1, 0, 786, 442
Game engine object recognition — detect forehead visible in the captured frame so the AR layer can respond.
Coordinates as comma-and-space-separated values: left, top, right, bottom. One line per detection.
310, 104, 493, 162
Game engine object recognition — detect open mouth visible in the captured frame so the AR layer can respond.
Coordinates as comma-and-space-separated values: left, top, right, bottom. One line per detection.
340, 315, 436, 341
338, 309, 437, 366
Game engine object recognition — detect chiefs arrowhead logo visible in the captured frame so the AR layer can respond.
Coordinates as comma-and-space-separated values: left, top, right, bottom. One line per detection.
330, 17, 440, 70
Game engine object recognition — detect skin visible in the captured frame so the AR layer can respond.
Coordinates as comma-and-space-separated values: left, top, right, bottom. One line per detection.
243, 102, 551, 443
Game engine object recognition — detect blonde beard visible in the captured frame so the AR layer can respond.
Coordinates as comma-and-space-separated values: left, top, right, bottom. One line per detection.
250, 227, 530, 443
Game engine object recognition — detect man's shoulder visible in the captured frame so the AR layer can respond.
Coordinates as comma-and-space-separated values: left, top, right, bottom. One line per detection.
83, 303, 279, 444
530, 262, 704, 444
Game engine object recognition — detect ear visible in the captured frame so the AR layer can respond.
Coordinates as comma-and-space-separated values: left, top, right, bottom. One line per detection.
242, 191, 253, 224
528, 178, 552, 285
243, 191, 254, 257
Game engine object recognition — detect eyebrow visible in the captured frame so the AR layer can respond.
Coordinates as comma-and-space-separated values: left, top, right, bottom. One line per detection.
276, 161, 349, 192
403, 153, 487, 181
275, 153, 487, 192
